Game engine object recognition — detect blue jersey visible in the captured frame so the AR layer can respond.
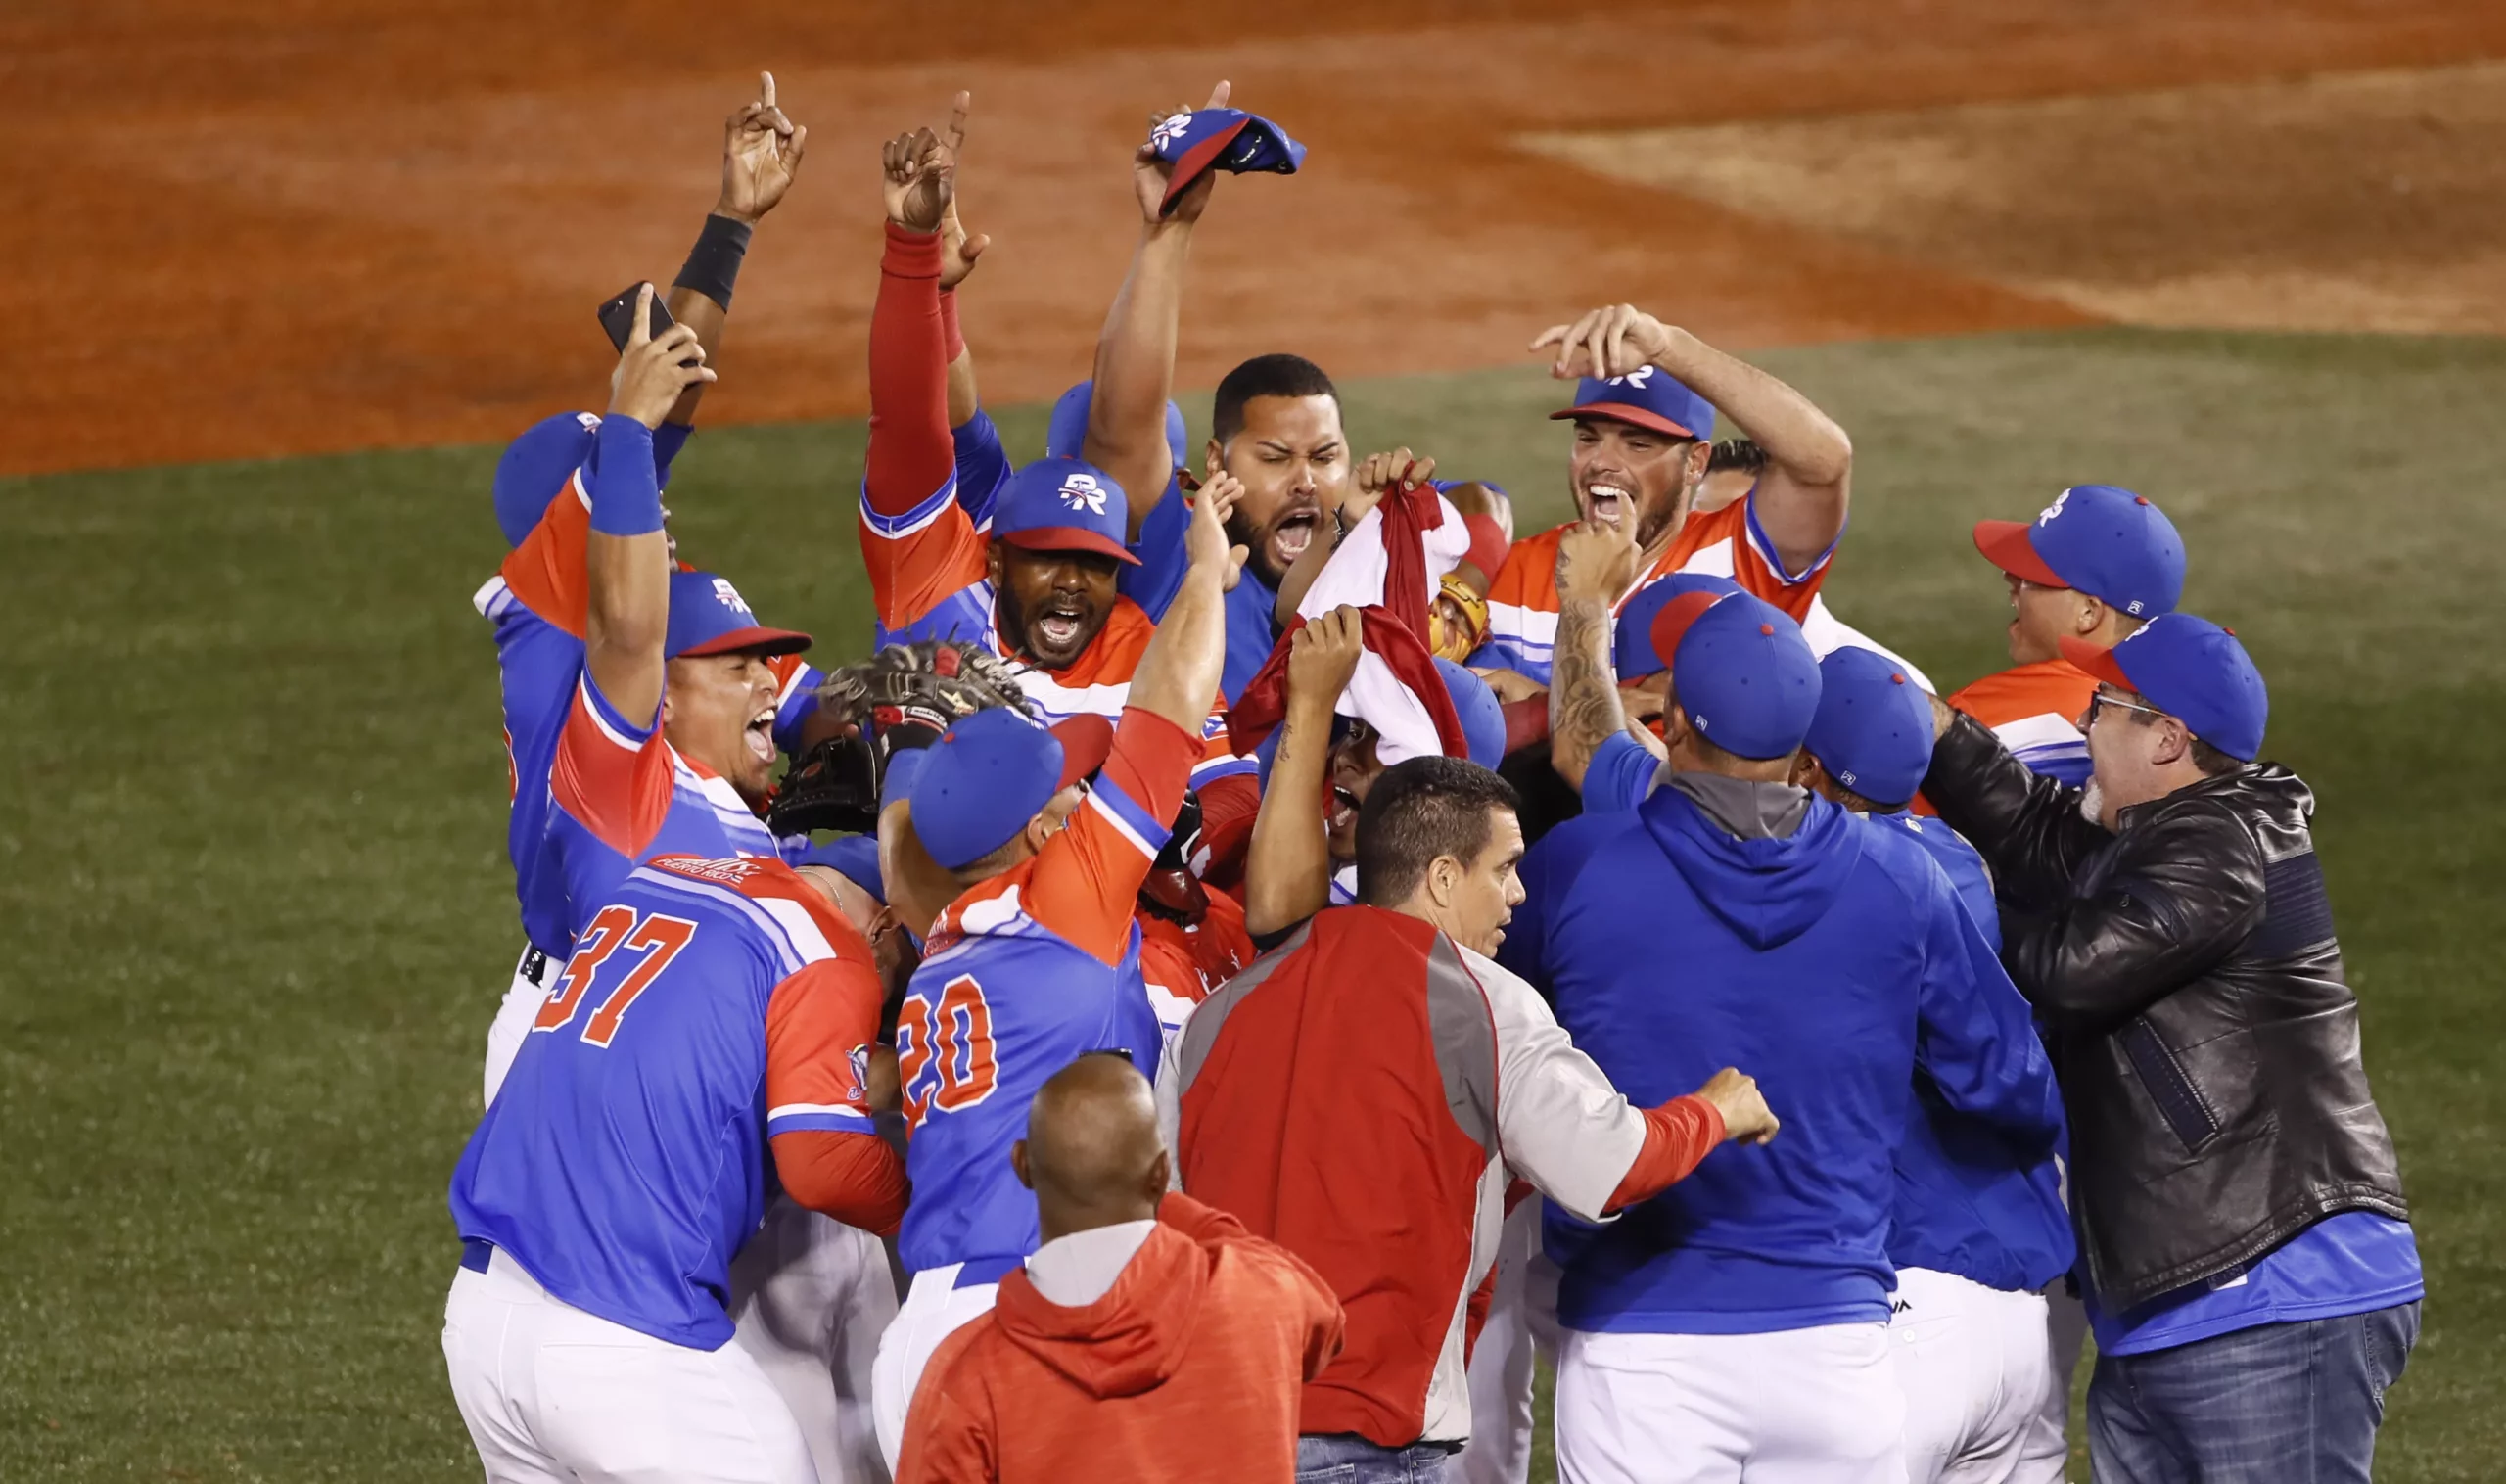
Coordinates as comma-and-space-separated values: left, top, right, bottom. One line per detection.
479, 458, 815, 956
1873, 812, 2076, 1295
450, 856, 890, 1349
1505, 783, 2063, 1335
894, 708, 1198, 1275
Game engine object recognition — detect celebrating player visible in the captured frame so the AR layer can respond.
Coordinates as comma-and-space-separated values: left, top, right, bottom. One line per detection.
866, 443, 1237, 1466
443, 853, 905, 1484
1477, 303, 1854, 686
476, 75, 812, 1105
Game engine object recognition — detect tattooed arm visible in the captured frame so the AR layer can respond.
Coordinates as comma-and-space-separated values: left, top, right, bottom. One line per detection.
1548, 519, 1656, 792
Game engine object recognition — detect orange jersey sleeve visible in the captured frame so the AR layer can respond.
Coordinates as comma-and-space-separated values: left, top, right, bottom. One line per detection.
1022, 706, 1204, 966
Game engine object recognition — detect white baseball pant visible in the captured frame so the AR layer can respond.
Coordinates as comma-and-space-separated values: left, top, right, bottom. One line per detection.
729, 1196, 901, 1484
481, 945, 550, 1109
1887, 1267, 2064, 1484
442, 1245, 818, 1484
869, 1264, 1001, 1471
1458, 1197, 1563, 1484
1555, 1322, 1908, 1484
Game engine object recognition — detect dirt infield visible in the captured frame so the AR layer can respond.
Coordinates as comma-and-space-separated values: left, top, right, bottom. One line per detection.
9, 0, 2506, 476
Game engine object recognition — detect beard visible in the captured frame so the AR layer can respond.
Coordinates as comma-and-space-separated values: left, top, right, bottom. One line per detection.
1633, 475, 1697, 550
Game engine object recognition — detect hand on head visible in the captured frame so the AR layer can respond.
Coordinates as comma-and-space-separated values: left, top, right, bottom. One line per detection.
1132, 79, 1233, 225
607, 285, 714, 428
1530, 303, 1676, 381
718, 71, 808, 224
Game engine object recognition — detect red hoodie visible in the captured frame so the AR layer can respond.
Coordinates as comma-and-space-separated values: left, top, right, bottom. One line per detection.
896, 1193, 1345, 1484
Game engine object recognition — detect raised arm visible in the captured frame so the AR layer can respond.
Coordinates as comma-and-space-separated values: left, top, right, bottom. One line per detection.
1548, 518, 1654, 791
663, 72, 807, 428
1534, 304, 1852, 577
1244, 606, 1364, 938
1085, 80, 1231, 542
935, 93, 992, 431
585, 286, 714, 723
1123, 469, 1243, 734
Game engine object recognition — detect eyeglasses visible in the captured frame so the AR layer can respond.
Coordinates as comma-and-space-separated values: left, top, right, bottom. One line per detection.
2083, 691, 2169, 729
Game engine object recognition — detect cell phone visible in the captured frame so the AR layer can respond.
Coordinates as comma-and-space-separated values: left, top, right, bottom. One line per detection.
596, 284, 677, 351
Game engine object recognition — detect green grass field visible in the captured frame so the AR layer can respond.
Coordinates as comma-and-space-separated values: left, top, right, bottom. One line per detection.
4, 327, 2500, 1481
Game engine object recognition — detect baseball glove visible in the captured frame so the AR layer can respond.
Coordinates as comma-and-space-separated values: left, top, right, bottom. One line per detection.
766, 639, 1034, 836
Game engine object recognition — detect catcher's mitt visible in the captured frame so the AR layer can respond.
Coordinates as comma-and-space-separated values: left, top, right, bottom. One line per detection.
768, 639, 1035, 836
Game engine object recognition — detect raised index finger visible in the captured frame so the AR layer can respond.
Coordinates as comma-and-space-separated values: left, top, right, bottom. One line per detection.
945, 90, 971, 153
759, 71, 777, 112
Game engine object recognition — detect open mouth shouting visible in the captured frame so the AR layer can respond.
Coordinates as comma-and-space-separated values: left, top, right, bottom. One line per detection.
744, 706, 777, 765
1269, 506, 1321, 573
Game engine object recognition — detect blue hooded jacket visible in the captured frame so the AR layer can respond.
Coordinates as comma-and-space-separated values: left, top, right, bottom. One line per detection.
1504, 781, 2064, 1334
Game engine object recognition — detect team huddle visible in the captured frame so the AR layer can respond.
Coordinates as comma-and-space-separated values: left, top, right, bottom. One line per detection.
441, 74, 2422, 1484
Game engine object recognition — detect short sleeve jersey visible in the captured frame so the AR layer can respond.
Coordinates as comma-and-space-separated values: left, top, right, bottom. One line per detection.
1944, 658, 2100, 786
449, 855, 886, 1348
893, 708, 1200, 1275
1480, 493, 1837, 684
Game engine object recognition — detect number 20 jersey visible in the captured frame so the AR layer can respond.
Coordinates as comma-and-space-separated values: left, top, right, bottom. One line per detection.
892, 707, 1198, 1276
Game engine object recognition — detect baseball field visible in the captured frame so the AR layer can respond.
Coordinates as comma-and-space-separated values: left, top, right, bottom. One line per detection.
6, 1, 2505, 1479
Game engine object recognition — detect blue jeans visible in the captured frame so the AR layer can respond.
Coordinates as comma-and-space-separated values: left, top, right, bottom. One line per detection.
2088, 1301, 2420, 1483
1296, 1432, 1459, 1483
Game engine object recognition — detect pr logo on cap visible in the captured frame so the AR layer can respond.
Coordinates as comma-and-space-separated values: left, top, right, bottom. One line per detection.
1149, 112, 1192, 152
1607, 367, 1658, 390
711, 578, 755, 617
1059, 472, 1110, 516
2036, 488, 2070, 527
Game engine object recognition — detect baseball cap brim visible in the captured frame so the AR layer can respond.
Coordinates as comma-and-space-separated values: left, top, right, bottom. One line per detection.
1972, 519, 2069, 589
1050, 714, 1115, 789
1000, 526, 1142, 567
1552, 402, 1700, 440
676, 625, 813, 659
2057, 634, 2135, 691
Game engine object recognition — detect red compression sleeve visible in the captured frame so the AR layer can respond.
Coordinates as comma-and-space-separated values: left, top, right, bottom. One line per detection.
938, 288, 966, 362
1603, 1094, 1726, 1212
866, 224, 953, 516
1503, 698, 1550, 755
771, 1130, 909, 1236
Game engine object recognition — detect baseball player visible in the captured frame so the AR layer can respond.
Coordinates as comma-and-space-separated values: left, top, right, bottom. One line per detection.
443, 853, 905, 1484
1503, 592, 2063, 1484
1792, 648, 2076, 1484
1477, 304, 1854, 687
1938, 485, 2185, 788
474, 78, 814, 1106
856, 112, 1240, 790
866, 456, 1235, 1468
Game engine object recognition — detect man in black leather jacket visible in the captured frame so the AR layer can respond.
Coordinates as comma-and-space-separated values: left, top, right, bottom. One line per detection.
1924, 612, 2420, 1484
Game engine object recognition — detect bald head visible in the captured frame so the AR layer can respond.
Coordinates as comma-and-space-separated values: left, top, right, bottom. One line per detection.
1011, 1053, 1170, 1242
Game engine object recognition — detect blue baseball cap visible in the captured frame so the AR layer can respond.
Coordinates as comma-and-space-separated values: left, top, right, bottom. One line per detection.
991, 457, 1141, 567
794, 835, 884, 904
907, 708, 1118, 870
1662, 591, 1820, 760
1147, 107, 1307, 215
1974, 485, 2185, 619
1551, 367, 1716, 442
1045, 381, 1189, 473
1435, 658, 1508, 768
2063, 613, 2267, 762
1805, 647, 1934, 808
665, 569, 811, 660
1617, 574, 1744, 680
494, 411, 602, 547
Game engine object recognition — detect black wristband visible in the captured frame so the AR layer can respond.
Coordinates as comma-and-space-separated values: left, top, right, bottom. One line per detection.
673, 213, 754, 310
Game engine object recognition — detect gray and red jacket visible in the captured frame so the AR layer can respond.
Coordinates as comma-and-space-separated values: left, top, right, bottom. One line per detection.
1157, 905, 1722, 1449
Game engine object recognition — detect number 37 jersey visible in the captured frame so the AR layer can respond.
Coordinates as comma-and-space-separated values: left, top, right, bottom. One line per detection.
449, 855, 888, 1350
893, 706, 1200, 1276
